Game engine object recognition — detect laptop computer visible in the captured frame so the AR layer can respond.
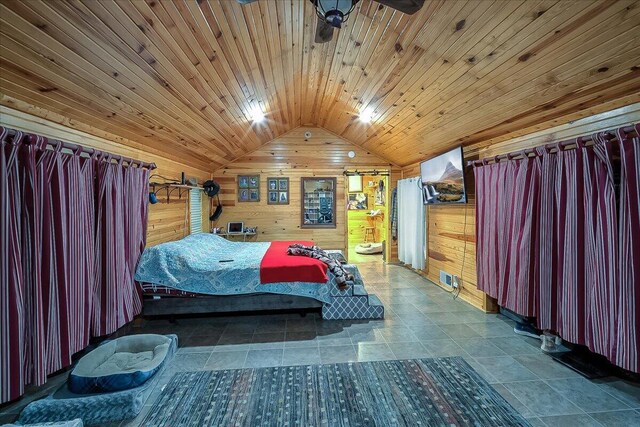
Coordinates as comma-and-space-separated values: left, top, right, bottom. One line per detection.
227, 222, 244, 234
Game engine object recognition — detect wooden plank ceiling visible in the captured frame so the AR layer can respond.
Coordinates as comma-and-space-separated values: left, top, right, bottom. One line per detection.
1, 0, 639, 169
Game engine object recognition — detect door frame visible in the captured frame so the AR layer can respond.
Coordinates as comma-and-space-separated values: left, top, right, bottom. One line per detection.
343, 166, 391, 263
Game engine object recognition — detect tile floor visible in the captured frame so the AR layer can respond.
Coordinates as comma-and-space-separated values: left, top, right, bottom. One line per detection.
1, 263, 639, 427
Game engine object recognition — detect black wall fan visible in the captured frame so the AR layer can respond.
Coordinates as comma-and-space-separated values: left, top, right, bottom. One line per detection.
236, 0, 425, 43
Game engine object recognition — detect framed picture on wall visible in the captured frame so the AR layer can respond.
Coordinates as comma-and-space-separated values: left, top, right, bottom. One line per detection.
238, 175, 259, 202
268, 177, 289, 205
348, 193, 368, 210
348, 175, 363, 192
301, 177, 336, 228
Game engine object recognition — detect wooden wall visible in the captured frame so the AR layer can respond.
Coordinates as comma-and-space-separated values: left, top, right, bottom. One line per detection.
212, 127, 396, 252
0, 105, 211, 247
401, 103, 640, 311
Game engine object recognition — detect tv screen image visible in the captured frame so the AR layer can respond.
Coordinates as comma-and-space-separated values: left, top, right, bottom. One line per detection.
420, 146, 467, 205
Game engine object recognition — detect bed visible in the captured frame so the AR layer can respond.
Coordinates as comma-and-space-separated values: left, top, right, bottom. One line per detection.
134, 234, 337, 315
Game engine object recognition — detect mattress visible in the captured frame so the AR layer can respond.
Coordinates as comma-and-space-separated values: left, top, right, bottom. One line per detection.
135, 234, 333, 304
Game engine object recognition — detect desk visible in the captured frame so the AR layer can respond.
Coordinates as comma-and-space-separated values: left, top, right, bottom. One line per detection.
212, 231, 257, 242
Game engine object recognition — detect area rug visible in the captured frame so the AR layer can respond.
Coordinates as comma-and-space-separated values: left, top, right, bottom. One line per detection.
142, 357, 530, 426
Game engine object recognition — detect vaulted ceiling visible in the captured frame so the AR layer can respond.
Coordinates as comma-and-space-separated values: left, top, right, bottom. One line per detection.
1, 0, 639, 169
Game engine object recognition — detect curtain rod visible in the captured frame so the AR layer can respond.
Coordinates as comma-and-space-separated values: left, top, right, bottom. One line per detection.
468, 124, 638, 167
343, 170, 390, 176
1, 126, 157, 170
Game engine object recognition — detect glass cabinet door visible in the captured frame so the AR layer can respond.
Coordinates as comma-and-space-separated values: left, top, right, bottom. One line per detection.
301, 177, 336, 228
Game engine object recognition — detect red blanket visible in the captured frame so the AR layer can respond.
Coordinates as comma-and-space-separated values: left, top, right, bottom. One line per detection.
260, 241, 328, 284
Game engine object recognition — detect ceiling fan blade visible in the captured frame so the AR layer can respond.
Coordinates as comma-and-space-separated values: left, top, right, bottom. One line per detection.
374, 0, 425, 15
315, 19, 334, 43
236, 0, 258, 4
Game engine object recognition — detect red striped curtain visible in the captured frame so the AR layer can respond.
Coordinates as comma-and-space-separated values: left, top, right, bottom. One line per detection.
474, 125, 639, 373
93, 159, 148, 336
616, 125, 640, 373
1, 130, 150, 404
474, 157, 538, 317
1, 129, 26, 404
23, 141, 96, 390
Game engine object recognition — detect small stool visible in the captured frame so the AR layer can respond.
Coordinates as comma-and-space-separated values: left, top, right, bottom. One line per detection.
364, 226, 376, 243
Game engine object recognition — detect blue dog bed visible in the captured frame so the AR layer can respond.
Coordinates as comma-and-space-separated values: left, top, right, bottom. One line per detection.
17, 334, 177, 426
69, 334, 172, 393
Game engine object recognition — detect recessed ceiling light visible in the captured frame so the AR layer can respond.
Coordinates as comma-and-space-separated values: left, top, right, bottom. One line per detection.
348, 151, 356, 158
358, 107, 374, 123
250, 106, 265, 123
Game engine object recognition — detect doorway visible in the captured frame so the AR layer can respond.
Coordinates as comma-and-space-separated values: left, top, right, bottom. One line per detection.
345, 170, 390, 265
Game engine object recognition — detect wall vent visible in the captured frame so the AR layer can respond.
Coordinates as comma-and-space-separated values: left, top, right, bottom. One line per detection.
439, 270, 453, 288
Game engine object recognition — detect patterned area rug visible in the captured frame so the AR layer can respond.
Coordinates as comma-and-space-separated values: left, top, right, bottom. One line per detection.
143, 357, 530, 426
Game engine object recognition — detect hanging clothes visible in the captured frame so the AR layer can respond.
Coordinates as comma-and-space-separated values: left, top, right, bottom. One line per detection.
391, 188, 398, 240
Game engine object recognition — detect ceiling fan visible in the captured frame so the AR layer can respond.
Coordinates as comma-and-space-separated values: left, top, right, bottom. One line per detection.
236, 0, 425, 43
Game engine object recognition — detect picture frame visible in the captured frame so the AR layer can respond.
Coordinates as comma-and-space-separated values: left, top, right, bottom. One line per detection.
348, 193, 368, 210
238, 175, 259, 202
267, 177, 289, 205
348, 175, 363, 192
301, 177, 336, 229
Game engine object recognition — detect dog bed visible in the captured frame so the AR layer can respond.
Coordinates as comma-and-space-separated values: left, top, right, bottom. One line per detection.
69, 334, 172, 394
355, 242, 383, 254
17, 335, 177, 426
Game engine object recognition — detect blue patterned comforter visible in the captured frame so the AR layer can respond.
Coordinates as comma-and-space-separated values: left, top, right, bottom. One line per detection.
134, 234, 332, 304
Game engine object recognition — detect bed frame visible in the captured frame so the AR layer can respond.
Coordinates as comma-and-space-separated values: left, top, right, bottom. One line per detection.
143, 293, 322, 317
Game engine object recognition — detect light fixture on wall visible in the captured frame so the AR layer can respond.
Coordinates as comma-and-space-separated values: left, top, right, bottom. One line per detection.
358, 107, 374, 123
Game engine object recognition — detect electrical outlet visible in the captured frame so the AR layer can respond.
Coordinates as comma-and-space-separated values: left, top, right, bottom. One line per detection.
451, 275, 460, 289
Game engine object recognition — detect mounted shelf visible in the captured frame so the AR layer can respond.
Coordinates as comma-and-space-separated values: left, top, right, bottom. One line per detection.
149, 182, 202, 203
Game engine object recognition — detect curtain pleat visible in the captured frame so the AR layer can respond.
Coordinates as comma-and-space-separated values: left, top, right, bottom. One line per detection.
1, 130, 150, 404
582, 134, 618, 362
1, 131, 26, 404
93, 160, 147, 337
474, 126, 639, 373
554, 147, 587, 345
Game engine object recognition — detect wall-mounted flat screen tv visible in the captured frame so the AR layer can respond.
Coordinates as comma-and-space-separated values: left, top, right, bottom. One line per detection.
420, 146, 467, 205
